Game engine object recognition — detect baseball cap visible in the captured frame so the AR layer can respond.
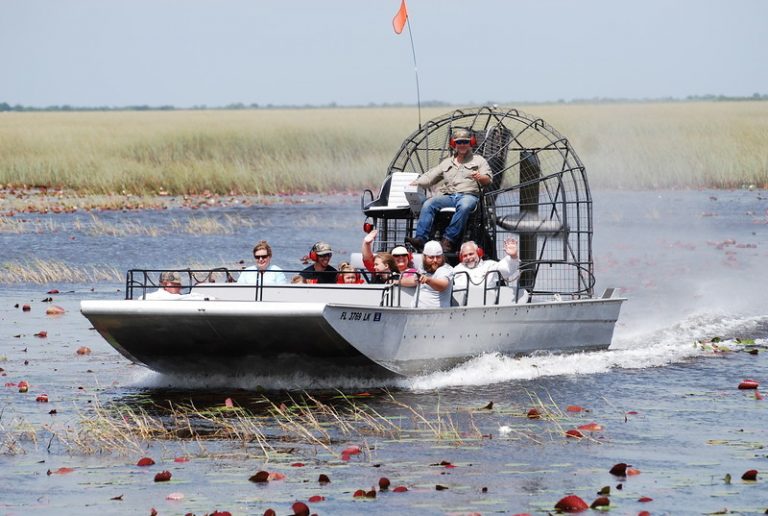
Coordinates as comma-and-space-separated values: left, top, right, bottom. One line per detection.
313, 242, 333, 255
391, 245, 409, 256
423, 240, 443, 257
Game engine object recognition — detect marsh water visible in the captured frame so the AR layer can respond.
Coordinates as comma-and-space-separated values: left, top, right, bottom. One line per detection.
1, 190, 767, 515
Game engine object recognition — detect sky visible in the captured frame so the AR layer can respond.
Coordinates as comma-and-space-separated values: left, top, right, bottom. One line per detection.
2, 0, 767, 107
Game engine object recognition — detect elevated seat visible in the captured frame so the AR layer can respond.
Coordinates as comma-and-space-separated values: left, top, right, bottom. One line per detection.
363, 172, 419, 219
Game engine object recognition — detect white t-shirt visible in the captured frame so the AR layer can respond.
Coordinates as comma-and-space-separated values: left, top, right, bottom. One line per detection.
413, 264, 454, 308
452, 256, 520, 290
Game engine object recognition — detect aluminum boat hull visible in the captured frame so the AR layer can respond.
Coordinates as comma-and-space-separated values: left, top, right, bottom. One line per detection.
80, 297, 623, 377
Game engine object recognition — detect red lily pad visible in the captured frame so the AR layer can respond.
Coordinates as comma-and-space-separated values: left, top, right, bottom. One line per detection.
526, 408, 542, 419
577, 422, 603, 432
638, 496, 654, 502
379, 477, 390, 490
554, 494, 589, 512
393, 485, 408, 492
174, 456, 189, 463
291, 462, 305, 467
609, 463, 629, 476
47, 467, 75, 475
307, 495, 324, 503
22, 304, 31, 312
34, 330, 47, 338
590, 496, 610, 509
738, 379, 759, 390
291, 501, 309, 516
566, 405, 585, 413
565, 429, 584, 439
18, 381, 29, 393
136, 457, 155, 467
249, 471, 269, 483
154, 470, 172, 482
353, 489, 366, 498
741, 469, 758, 481
36, 394, 49, 403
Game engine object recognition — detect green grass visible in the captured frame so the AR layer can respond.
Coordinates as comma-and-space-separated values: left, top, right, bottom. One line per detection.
1, 103, 766, 194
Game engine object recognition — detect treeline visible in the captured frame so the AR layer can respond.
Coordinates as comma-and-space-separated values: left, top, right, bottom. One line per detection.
1, 95, 767, 112
0, 100, 451, 113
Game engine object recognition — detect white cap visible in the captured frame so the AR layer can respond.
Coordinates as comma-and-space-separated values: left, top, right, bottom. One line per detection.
423, 240, 443, 256
391, 246, 409, 256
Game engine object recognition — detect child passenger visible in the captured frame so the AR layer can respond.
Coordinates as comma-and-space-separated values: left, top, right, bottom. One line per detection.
337, 262, 365, 284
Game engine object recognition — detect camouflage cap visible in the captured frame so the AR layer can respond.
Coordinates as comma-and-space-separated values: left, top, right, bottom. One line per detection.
313, 242, 333, 255
159, 271, 181, 283
452, 128, 472, 140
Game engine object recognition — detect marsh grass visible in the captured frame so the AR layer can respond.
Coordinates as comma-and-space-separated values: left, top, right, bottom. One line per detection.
1, 391, 589, 458
0, 258, 122, 283
2, 104, 766, 195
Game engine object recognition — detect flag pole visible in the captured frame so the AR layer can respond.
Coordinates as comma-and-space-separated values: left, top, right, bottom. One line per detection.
405, 16, 422, 129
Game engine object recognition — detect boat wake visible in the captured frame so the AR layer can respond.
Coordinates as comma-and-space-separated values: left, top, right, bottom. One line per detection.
407, 311, 768, 389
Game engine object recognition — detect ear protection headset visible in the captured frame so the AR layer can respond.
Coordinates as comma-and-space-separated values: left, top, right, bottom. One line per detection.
459, 243, 484, 261
309, 243, 320, 262
449, 129, 477, 149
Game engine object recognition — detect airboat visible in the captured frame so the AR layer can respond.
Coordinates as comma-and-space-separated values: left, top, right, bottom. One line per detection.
80, 106, 624, 378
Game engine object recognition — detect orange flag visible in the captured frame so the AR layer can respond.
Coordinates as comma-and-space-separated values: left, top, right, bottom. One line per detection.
392, 0, 408, 34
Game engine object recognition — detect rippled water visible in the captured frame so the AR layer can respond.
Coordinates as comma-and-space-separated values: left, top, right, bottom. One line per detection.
1, 189, 767, 514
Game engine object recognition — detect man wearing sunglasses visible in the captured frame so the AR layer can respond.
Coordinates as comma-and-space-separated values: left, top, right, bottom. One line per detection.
299, 241, 338, 284
405, 127, 492, 254
237, 240, 288, 285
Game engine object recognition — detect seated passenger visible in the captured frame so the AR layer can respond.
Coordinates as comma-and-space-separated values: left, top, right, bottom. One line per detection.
237, 240, 288, 285
413, 240, 453, 308
291, 275, 306, 284
452, 238, 520, 290
370, 252, 399, 284
361, 228, 417, 287
143, 271, 182, 300
300, 242, 338, 284
337, 262, 365, 284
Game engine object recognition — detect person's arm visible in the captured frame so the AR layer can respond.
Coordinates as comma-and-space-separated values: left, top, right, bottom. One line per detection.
419, 272, 450, 292
497, 238, 520, 283
411, 160, 448, 188
397, 268, 418, 287
362, 228, 377, 271
471, 157, 493, 187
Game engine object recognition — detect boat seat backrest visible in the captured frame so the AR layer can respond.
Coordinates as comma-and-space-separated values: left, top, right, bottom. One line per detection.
366, 172, 419, 211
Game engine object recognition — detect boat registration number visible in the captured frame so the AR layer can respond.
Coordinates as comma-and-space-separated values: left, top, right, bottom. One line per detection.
339, 311, 382, 322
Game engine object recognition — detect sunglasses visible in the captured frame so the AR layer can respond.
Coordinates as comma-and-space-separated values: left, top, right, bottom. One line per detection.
254, 254, 270, 260
454, 139, 471, 145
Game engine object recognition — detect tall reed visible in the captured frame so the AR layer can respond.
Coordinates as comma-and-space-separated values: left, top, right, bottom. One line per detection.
1, 103, 766, 194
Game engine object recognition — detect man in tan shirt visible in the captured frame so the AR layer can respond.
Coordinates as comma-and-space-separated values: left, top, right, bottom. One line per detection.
405, 128, 492, 253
